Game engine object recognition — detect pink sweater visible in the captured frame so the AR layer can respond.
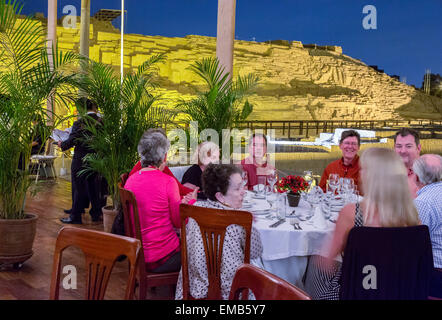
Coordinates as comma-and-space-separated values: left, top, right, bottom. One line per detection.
124, 170, 181, 263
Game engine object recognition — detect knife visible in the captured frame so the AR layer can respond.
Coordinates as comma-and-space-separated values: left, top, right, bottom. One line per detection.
269, 219, 285, 228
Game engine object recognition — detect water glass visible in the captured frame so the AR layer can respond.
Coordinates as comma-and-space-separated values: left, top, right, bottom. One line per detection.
241, 171, 248, 189
267, 170, 277, 193
328, 174, 339, 196
304, 170, 313, 191
276, 193, 287, 220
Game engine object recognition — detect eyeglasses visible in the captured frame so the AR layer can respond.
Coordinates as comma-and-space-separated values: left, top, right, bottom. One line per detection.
342, 142, 359, 147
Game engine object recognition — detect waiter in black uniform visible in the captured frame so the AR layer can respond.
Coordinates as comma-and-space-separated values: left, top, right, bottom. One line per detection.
58, 99, 106, 224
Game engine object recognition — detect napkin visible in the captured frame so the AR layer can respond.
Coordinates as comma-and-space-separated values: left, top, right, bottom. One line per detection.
311, 206, 328, 230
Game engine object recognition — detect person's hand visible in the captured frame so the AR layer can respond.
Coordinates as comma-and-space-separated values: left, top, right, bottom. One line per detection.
181, 187, 199, 204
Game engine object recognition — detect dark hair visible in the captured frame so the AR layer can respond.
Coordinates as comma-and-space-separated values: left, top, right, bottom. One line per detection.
202, 164, 242, 201
394, 128, 420, 146
340, 130, 361, 145
248, 132, 268, 148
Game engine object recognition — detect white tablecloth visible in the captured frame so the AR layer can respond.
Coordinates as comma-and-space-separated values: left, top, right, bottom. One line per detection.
246, 192, 336, 287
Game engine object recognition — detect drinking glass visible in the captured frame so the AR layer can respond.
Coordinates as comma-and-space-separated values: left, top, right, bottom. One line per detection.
328, 174, 339, 196
323, 191, 334, 219
304, 170, 313, 191
267, 170, 277, 193
341, 178, 355, 203
276, 192, 287, 220
241, 171, 248, 189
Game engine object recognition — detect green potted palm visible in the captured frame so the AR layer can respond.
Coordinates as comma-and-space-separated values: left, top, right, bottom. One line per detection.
177, 57, 259, 153
0, 0, 78, 267
77, 55, 177, 232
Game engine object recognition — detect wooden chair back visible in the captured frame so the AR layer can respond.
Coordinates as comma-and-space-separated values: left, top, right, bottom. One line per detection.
229, 264, 311, 300
118, 183, 179, 299
49, 227, 141, 300
120, 172, 129, 186
118, 183, 143, 244
179, 203, 253, 300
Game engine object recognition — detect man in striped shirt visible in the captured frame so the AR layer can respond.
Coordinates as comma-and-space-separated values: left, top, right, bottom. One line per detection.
413, 154, 442, 298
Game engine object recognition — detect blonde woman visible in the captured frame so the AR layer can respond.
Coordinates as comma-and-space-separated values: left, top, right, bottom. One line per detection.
181, 141, 220, 191
305, 147, 420, 300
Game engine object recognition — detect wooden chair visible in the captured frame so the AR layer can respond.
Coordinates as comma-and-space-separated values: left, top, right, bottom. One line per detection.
120, 172, 129, 186
118, 184, 179, 300
229, 263, 311, 300
49, 227, 141, 300
179, 203, 253, 300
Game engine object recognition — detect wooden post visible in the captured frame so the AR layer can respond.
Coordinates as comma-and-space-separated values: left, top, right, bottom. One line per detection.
216, 0, 236, 80
80, 0, 90, 59
46, 0, 57, 121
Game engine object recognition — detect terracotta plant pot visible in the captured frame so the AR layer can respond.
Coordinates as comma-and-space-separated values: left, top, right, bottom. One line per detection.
0, 213, 38, 268
102, 205, 118, 233
287, 193, 301, 207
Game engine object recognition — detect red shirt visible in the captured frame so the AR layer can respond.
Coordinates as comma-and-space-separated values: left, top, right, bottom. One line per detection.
319, 155, 361, 194
129, 161, 193, 197
241, 157, 275, 190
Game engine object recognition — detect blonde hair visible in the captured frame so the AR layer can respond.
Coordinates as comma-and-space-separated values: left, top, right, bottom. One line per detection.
191, 141, 220, 166
360, 147, 420, 227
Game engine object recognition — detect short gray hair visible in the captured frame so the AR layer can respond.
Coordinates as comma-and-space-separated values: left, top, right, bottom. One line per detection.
413, 154, 442, 185
138, 128, 170, 167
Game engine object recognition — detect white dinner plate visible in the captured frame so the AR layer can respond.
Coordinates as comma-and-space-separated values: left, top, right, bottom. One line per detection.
252, 209, 270, 215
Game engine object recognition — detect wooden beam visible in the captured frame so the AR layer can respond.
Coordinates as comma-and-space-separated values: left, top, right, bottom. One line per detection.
46, 0, 57, 120
216, 0, 236, 80
80, 0, 90, 59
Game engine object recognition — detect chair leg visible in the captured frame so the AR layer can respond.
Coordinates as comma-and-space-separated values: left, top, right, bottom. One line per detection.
139, 280, 147, 300
35, 162, 41, 183
51, 162, 57, 180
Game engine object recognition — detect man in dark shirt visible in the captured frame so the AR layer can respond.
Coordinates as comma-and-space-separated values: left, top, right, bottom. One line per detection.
58, 99, 106, 224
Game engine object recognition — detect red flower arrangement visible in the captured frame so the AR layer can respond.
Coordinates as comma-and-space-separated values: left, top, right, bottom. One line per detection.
275, 175, 309, 194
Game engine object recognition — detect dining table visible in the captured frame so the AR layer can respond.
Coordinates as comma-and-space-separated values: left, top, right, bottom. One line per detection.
245, 190, 339, 290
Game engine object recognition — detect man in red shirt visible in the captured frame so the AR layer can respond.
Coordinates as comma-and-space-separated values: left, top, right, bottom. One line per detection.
319, 130, 361, 193
394, 128, 421, 198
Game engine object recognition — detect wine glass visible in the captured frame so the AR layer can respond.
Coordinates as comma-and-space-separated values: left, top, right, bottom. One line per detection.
303, 170, 313, 191
241, 171, 248, 189
267, 170, 277, 193
341, 178, 355, 203
304, 187, 322, 224
328, 174, 339, 196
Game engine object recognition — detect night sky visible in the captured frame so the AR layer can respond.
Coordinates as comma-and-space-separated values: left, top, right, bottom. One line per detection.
20, 0, 442, 87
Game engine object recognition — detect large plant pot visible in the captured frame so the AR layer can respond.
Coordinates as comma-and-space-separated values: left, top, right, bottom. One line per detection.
103, 206, 118, 233
0, 213, 38, 268
287, 193, 301, 207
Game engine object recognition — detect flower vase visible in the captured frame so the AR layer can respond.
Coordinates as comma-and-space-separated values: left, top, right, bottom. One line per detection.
287, 192, 301, 207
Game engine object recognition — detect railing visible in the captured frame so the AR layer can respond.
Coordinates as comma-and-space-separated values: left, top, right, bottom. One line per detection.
167, 119, 442, 139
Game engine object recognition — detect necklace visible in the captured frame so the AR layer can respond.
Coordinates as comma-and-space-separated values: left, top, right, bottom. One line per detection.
139, 165, 159, 173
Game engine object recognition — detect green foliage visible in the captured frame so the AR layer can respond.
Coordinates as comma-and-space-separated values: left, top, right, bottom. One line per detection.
0, 0, 78, 219
178, 57, 258, 141
77, 55, 177, 208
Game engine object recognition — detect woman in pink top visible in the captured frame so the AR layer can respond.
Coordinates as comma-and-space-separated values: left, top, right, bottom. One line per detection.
124, 129, 197, 273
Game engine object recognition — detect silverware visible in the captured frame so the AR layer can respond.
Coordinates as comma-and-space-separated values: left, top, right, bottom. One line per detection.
295, 222, 302, 230
269, 219, 285, 228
